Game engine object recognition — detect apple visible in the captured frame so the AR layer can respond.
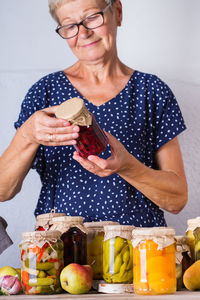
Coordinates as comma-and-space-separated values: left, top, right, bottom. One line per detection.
60, 263, 93, 294
0, 266, 19, 279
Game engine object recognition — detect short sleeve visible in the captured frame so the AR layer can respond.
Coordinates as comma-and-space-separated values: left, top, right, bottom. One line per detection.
14, 79, 48, 173
154, 77, 186, 151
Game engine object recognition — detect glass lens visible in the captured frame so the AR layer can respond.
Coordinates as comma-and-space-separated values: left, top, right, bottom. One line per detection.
84, 13, 103, 29
58, 24, 78, 39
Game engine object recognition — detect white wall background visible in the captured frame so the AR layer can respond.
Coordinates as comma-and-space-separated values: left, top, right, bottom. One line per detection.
0, 0, 200, 267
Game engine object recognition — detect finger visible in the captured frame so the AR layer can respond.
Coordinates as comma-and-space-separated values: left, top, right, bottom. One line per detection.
41, 124, 79, 135
73, 152, 98, 172
45, 132, 79, 143
38, 112, 70, 128
41, 105, 60, 114
87, 155, 108, 170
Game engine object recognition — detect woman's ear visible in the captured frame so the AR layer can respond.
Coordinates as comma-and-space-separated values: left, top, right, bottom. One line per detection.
114, 0, 122, 26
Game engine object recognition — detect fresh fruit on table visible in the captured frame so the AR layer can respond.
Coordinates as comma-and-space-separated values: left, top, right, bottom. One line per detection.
60, 263, 93, 294
183, 260, 200, 290
15, 268, 21, 280
0, 266, 19, 279
0, 275, 21, 295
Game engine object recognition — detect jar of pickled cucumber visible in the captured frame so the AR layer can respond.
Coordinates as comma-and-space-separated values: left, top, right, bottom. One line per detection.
84, 221, 119, 280
175, 235, 192, 290
186, 217, 200, 262
50, 216, 87, 267
20, 230, 64, 295
103, 225, 134, 284
132, 227, 176, 295
35, 210, 66, 231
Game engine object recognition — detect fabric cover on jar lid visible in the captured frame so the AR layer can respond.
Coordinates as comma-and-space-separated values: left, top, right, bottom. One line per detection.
49, 215, 88, 234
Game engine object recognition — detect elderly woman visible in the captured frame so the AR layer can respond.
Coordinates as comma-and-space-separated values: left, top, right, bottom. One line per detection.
0, 0, 187, 226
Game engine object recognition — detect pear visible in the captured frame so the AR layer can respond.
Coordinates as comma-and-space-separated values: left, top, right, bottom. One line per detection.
183, 260, 200, 290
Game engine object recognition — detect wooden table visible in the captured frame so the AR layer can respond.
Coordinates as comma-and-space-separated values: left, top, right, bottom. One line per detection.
1, 291, 200, 299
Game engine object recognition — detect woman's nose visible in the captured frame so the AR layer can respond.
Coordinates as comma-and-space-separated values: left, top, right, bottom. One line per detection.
78, 24, 92, 38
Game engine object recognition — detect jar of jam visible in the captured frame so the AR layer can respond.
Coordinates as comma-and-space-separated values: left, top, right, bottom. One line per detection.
55, 97, 108, 158
50, 216, 87, 267
84, 221, 119, 280
132, 227, 176, 295
186, 217, 200, 262
20, 230, 63, 295
102, 225, 134, 283
35, 210, 66, 231
175, 235, 192, 290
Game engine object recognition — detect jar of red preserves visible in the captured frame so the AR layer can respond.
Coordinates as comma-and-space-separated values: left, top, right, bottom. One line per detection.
35, 210, 66, 231
50, 216, 87, 267
55, 97, 108, 158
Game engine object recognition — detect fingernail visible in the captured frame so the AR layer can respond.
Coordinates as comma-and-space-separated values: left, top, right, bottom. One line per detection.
64, 122, 70, 126
73, 126, 79, 132
72, 133, 78, 138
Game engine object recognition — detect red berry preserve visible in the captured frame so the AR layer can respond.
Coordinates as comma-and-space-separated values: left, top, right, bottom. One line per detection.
55, 97, 108, 158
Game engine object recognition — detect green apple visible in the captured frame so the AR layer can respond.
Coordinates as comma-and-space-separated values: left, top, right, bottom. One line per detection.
60, 263, 93, 294
0, 266, 19, 279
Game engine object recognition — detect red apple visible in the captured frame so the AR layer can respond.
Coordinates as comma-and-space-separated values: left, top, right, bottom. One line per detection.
60, 263, 93, 294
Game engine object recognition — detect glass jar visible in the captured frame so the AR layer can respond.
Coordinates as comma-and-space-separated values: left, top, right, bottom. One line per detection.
132, 227, 176, 295
55, 97, 108, 158
103, 225, 134, 283
20, 231, 63, 295
175, 235, 192, 290
50, 216, 87, 267
35, 210, 66, 231
186, 217, 200, 262
84, 221, 119, 280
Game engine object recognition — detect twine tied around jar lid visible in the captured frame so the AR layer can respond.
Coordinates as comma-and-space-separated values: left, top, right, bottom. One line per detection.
55, 97, 92, 126
84, 221, 120, 243
175, 235, 191, 263
21, 230, 62, 253
132, 227, 175, 250
103, 225, 135, 241
50, 216, 88, 235
36, 209, 66, 230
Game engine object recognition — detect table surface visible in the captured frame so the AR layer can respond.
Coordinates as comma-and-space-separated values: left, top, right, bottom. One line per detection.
1, 290, 200, 300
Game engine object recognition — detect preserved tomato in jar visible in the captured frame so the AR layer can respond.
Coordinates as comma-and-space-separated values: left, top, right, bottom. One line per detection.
55, 97, 108, 158
84, 221, 119, 280
50, 216, 87, 267
103, 225, 134, 283
35, 210, 66, 231
132, 227, 176, 295
20, 231, 63, 295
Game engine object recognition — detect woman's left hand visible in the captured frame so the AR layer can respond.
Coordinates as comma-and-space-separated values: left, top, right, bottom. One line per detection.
72, 132, 131, 177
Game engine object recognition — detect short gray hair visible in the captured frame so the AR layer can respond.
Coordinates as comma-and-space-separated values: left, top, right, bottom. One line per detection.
48, 0, 115, 23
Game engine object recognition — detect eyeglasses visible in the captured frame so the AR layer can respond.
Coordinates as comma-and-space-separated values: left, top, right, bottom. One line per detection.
56, 3, 111, 39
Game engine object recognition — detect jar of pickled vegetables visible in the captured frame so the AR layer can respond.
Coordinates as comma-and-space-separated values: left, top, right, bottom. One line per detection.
55, 97, 108, 158
84, 221, 119, 280
50, 216, 87, 267
132, 227, 176, 295
103, 225, 134, 283
175, 235, 192, 290
186, 217, 200, 262
35, 210, 66, 231
20, 230, 63, 295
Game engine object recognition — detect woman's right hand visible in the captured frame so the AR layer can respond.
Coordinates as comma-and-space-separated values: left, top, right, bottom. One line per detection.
19, 106, 79, 146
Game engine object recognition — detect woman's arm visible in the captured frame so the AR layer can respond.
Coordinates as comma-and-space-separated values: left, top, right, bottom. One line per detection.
73, 133, 188, 214
0, 107, 80, 202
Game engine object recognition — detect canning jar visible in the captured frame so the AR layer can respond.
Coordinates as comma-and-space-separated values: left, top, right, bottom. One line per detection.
132, 227, 176, 295
175, 235, 192, 290
84, 221, 119, 280
103, 225, 134, 283
35, 210, 66, 231
50, 216, 87, 267
55, 97, 108, 158
186, 217, 200, 262
20, 231, 63, 295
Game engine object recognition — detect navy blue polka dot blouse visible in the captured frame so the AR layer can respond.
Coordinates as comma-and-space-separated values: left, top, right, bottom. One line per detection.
14, 70, 186, 227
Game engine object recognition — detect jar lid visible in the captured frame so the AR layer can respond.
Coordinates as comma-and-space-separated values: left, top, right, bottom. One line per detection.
187, 217, 200, 231
55, 97, 92, 126
84, 221, 119, 229
50, 216, 87, 234
104, 225, 135, 241
22, 230, 61, 241
36, 212, 66, 221
51, 216, 84, 224
132, 227, 175, 237
175, 235, 188, 246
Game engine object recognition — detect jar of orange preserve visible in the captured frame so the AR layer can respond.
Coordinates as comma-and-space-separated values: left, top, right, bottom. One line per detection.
132, 227, 176, 295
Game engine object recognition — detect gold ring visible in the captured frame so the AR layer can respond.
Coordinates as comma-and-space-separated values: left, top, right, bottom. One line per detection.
49, 134, 53, 142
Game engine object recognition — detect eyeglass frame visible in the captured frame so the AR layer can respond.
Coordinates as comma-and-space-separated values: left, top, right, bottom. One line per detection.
55, 3, 112, 39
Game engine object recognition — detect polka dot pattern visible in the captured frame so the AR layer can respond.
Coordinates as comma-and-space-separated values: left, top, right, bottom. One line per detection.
14, 70, 186, 227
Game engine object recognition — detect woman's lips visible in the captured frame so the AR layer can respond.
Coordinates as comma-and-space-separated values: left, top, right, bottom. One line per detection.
81, 39, 101, 48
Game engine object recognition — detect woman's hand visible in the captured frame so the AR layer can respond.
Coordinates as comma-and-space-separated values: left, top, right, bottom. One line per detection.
19, 106, 79, 146
72, 132, 131, 177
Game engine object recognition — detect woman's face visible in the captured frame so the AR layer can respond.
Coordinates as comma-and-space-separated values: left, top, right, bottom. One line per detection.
55, 0, 122, 64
